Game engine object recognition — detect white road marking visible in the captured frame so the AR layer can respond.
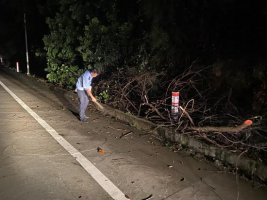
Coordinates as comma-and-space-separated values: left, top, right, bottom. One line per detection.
0, 81, 127, 200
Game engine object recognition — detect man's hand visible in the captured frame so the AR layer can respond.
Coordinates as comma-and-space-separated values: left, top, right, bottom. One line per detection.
85, 88, 103, 110
86, 88, 97, 102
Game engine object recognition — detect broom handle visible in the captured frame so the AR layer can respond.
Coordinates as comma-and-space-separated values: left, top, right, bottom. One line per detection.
94, 101, 104, 110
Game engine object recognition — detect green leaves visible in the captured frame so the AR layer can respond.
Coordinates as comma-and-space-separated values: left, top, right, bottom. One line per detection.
42, 0, 145, 89
42, 0, 81, 88
77, 15, 135, 71
43, 0, 196, 88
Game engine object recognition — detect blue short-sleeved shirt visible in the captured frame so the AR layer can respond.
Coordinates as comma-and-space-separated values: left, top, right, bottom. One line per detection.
76, 70, 92, 90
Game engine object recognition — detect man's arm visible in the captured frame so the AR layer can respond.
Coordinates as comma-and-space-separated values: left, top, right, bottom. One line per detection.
86, 88, 97, 102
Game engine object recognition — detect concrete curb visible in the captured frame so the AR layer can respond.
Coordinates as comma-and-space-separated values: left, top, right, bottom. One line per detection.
2, 66, 266, 184
97, 106, 267, 184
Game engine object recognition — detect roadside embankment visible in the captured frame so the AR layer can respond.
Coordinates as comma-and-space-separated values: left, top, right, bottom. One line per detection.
1, 65, 266, 184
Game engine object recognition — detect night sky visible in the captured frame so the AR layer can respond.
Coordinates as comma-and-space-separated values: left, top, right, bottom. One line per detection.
0, 0, 47, 75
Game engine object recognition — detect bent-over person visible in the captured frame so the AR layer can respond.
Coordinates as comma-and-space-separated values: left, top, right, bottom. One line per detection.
76, 68, 99, 123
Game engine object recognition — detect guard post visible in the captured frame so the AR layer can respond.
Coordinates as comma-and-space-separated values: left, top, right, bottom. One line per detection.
171, 92, 179, 122
16, 62, 19, 72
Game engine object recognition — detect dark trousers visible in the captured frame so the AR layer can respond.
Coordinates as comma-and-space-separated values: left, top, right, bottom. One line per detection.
77, 89, 89, 120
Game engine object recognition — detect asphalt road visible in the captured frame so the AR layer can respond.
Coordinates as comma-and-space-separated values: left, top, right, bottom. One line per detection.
0, 68, 266, 200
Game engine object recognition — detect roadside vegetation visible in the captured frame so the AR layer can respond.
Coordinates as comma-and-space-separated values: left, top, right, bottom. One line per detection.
2, 0, 267, 163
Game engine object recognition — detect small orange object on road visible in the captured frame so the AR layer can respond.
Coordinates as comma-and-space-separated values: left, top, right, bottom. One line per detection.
97, 147, 105, 154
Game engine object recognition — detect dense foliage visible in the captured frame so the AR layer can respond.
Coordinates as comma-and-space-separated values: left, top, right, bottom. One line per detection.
39, 0, 267, 115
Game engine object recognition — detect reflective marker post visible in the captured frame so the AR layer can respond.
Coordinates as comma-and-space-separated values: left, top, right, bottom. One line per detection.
16, 62, 19, 72
172, 92, 179, 122
24, 13, 30, 75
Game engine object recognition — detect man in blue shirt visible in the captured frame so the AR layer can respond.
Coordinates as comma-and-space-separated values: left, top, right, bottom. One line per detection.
76, 68, 99, 123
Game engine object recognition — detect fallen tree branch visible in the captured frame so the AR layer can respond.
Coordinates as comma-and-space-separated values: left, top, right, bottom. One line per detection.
179, 105, 195, 125
120, 131, 133, 138
141, 102, 168, 121
189, 120, 253, 133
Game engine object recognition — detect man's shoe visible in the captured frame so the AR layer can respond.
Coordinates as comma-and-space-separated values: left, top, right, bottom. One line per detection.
84, 115, 89, 119
81, 118, 89, 123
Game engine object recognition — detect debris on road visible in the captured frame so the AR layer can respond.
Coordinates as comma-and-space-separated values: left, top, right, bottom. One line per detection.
167, 165, 173, 168
141, 194, 153, 200
97, 147, 105, 154
138, 133, 149, 138
125, 194, 131, 199
120, 131, 133, 138
111, 158, 124, 161
91, 118, 100, 122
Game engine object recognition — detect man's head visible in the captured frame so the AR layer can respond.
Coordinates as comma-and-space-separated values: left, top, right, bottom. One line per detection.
90, 68, 99, 77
